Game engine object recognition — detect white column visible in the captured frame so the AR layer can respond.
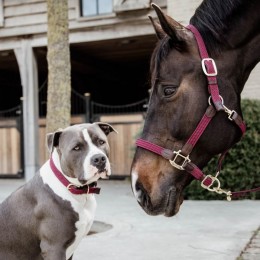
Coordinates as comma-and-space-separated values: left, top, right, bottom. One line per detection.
14, 39, 39, 181
242, 63, 260, 99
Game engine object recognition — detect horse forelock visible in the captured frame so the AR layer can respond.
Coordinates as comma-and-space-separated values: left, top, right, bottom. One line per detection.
190, 0, 249, 55
150, 36, 172, 88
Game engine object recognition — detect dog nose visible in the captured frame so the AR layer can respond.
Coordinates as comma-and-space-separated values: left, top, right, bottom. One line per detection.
91, 154, 106, 169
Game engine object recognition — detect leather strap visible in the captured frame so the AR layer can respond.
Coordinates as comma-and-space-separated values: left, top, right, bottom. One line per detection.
187, 24, 224, 111
49, 157, 100, 195
187, 24, 246, 134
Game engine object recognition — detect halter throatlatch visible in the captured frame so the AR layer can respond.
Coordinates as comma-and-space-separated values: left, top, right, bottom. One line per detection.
136, 24, 260, 200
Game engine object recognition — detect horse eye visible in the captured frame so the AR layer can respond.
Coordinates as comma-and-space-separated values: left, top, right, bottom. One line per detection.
164, 86, 176, 97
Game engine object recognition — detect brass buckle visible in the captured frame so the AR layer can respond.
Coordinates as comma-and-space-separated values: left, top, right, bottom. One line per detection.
208, 95, 236, 121
169, 150, 191, 170
201, 174, 232, 201
223, 106, 236, 121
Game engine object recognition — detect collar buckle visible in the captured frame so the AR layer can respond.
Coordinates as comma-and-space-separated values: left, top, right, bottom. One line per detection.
66, 183, 89, 194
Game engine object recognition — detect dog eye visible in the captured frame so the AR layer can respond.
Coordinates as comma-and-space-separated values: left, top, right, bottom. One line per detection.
73, 146, 80, 151
98, 139, 105, 145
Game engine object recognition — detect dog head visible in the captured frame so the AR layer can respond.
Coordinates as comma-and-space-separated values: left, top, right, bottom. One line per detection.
47, 122, 117, 184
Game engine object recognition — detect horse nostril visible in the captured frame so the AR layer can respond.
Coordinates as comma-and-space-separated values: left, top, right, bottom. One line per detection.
135, 182, 151, 208
91, 154, 106, 168
140, 191, 151, 208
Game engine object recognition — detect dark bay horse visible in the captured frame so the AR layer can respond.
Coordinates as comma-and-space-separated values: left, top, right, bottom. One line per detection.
130, 0, 260, 217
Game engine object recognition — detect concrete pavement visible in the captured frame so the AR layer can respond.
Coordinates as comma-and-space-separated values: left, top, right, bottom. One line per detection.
0, 178, 259, 260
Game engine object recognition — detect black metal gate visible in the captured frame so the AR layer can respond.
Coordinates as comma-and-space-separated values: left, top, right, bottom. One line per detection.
89, 98, 148, 122
70, 90, 148, 122
38, 82, 148, 121
0, 103, 24, 178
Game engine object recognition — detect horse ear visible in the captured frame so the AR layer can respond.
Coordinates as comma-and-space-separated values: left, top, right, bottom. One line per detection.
148, 15, 166, 40
151, 3, 185, 43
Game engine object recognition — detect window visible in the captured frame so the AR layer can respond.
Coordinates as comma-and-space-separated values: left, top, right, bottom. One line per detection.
81, 0, 113, 17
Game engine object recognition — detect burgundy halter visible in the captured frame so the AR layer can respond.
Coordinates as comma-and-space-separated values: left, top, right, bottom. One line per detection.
136, 24, 259, 200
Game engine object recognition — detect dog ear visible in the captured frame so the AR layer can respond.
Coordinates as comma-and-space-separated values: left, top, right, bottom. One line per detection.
95, 122, 118, 136
46, 129, 63, 154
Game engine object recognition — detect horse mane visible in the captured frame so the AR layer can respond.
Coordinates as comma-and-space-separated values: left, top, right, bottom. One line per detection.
190, 0, 246, 54
150, 36, 172, 86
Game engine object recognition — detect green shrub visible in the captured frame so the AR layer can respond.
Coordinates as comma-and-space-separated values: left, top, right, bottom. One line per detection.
184, 99, 260, 200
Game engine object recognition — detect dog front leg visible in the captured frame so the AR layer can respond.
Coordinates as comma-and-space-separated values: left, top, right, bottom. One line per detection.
40, 240, 66, 260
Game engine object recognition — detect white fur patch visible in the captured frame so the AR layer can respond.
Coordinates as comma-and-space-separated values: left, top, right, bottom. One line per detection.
40, 155, 97, 260
82, 129, 111, 184
131, 171, 141, 203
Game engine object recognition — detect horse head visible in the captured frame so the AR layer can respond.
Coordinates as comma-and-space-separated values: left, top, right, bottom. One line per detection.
130, 2, 259, 217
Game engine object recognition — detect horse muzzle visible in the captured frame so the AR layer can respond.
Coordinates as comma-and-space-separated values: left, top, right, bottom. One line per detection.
131, 171, 183, 217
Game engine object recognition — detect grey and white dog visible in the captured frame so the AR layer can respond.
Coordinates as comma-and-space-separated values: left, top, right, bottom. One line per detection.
0, 122, 117, 260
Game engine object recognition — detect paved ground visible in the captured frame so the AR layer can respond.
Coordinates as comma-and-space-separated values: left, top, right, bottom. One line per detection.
238, 226, 260, 260
0, 178, 259, 260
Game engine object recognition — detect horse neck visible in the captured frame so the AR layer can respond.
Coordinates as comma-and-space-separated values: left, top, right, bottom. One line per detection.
192, 0, 260, 95
226, 19, 259, 95
215, 2, 260, 96
225, 0, 260, 66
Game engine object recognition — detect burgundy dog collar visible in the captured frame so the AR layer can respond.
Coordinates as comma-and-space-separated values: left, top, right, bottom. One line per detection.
49, 157, 101, 195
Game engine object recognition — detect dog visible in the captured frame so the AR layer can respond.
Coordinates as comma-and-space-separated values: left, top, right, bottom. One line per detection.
0, 122, 117, 259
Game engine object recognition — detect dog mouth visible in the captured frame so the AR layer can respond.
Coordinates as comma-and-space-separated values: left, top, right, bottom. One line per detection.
79, 179, 90, 185
96, 169, 110, 179
79, 180, 97, 187
97, 167, 107, 174
83, 168, 110, 185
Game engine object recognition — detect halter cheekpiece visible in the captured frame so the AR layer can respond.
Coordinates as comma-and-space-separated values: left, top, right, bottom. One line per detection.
136, 24, 260, 200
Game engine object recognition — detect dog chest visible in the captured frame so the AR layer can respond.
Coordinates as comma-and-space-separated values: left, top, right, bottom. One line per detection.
66, 195, 97, 259
40, 162, 97, 259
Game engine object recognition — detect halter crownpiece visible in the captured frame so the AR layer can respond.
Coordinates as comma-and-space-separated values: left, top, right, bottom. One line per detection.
49, 157, 101, 195
136, 24, 260, 200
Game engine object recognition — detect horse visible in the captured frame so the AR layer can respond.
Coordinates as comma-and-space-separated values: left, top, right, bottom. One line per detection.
130, 0, 260, 217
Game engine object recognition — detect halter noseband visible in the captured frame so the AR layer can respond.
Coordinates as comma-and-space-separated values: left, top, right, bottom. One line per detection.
136, 24, 260, 200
